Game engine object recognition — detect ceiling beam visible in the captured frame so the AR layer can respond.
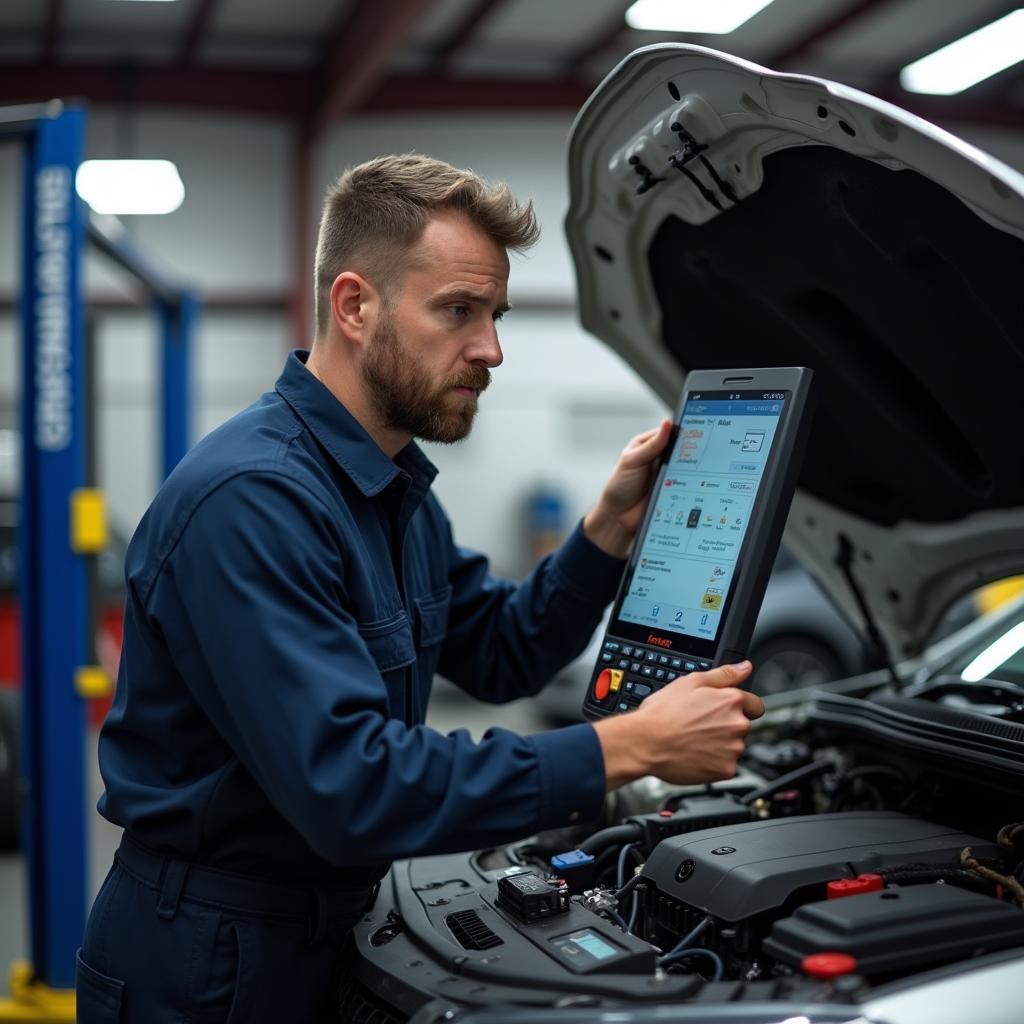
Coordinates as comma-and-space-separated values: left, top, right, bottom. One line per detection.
0, 291, 292, 315
766, 0, 899, 68
362, 73, 594, 111
40, 0, 65, 64
0, 62, 312, 117
0, 62, 1018, 127
306, 0, 435, 138
429, 0, 507, 67
178, 0, 219, 65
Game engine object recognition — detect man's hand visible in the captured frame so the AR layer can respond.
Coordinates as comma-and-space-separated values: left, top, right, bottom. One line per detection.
592, 662, 765, 791
583, 419, 672, 558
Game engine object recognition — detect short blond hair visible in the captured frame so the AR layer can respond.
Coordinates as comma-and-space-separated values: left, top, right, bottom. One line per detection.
313, 154, 539, 333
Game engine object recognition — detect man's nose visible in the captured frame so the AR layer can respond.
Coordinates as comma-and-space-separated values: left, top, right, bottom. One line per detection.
467, 321, 503, 368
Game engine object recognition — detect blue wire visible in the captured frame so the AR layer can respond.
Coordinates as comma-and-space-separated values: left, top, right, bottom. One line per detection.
660, 947, 724, 981
657, 915, 712, 965
617, 843, 644, 933
607, 909, 630, 932
617, 842, 636, 889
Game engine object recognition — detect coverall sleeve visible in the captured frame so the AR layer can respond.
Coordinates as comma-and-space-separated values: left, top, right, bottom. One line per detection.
155, 471, 607, 866
436, 508, 627, 704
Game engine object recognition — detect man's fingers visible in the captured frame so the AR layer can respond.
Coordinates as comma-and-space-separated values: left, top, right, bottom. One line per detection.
630, 426, 661, 446
684, 663, 763, 717
649, 419, 672, 452
623, 419, 672, 462
741, 691, 766, 720
684, 660, 753, 688
645, 419, 672, 448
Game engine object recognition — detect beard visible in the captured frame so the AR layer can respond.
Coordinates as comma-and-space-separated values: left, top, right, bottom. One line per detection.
361, 309, 490, 445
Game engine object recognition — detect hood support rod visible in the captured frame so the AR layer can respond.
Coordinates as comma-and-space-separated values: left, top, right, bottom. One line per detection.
836, 533, 900, 686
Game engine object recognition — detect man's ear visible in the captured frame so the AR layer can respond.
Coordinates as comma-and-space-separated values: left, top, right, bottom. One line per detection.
330, 271, 378, 347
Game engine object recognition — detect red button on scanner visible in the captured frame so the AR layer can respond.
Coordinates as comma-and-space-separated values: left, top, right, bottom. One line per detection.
802, 952, 858, 980
827, 873, 883, 899
594, 668, 625, 703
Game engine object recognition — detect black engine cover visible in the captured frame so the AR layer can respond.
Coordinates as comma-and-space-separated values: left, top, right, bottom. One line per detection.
764, 884, 1024, 975
642, 812, 996, 922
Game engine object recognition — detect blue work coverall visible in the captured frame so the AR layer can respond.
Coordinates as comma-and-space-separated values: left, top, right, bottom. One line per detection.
77, 351, 621, 1022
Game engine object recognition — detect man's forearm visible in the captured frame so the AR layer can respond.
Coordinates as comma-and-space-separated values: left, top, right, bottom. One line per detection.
591, 715, 652, 791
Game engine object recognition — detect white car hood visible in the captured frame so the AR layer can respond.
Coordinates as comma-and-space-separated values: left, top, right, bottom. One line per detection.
565, 44, 1024, 659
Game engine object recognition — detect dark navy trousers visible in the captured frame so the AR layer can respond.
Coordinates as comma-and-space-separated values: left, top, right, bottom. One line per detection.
77, 834, 377, 1023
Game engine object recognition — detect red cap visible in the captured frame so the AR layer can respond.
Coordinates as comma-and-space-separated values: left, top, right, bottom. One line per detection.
827, 873, 884, 899
659, 810, 674, 818
771, 789, 801, 802
802, 952, 858, 979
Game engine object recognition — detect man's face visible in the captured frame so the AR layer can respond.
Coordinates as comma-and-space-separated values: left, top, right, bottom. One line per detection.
360, 211, 510, 445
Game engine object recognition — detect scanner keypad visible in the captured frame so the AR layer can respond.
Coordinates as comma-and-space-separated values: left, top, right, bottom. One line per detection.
591, 640, 712, 713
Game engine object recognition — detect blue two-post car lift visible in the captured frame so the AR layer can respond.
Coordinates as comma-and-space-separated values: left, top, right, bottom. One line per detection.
1, 100, 198, 1014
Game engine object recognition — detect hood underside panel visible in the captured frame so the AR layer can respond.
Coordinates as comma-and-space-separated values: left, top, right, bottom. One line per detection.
649, 145, 1024, 527
566, 44, 1024, 652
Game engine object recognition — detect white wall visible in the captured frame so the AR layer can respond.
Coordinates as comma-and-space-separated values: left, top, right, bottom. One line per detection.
1, 106, 1022, 572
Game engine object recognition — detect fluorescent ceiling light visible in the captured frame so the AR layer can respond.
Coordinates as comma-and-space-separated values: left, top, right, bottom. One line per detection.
900, 9, 1024, 95
625, 0, 775, 34
76, 160, 185, 215
961, 620, 1024, 682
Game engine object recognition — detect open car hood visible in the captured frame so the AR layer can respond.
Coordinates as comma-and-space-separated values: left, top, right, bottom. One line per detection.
566, 45, 1024, 661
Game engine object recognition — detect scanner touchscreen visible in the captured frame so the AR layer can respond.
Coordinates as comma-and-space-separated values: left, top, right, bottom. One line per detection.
619, 391, 786, 644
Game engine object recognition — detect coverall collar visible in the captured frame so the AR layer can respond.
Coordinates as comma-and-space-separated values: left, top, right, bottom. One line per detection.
275, 350, 438, 498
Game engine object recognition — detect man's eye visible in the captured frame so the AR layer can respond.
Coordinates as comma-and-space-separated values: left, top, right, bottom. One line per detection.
449, 305, 470, 318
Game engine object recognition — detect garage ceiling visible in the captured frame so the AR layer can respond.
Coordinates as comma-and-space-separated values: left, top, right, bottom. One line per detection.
0, 0, 1021, 131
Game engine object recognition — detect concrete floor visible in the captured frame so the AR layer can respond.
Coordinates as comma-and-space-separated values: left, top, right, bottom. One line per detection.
0, 688, 550, 994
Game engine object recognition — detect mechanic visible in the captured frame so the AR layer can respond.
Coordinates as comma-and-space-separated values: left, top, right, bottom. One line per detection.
77, 154, 764, 1023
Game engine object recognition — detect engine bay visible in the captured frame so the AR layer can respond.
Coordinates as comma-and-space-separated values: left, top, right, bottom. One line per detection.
340, 688, 1024, 1022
